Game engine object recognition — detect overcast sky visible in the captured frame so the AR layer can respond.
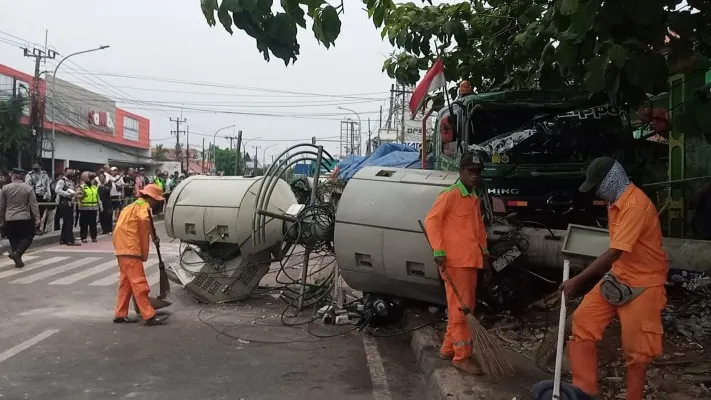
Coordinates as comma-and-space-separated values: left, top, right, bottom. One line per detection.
0, 0, 398, 161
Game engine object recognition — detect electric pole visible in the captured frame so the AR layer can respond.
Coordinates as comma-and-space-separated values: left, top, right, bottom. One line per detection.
387, 84, 394, 130
202, 137, 205, 173
253, 146, 260, 175
169, 117, 186, 171
23, 47, 56, 168
226, 134, 237, 176
235, 130, 242, 176
367, 118, 372, 155
401, 83, 406, 144
185, 126, 190, 174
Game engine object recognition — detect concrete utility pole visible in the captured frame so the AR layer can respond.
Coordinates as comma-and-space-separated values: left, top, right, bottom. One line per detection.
253, 146, 260, 175
50, 45, 108, 178
367, 118, 372, 155
185, 126, 190, 174
170, 117, 186, 171
234, 130, 242, 176
401, 84, 406, 144
387, 84, 394, 130
23, 47, 56, 169
202, 137, 205, 173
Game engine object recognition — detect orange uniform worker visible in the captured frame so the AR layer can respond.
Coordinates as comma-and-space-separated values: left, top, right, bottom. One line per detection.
424, 152, 490, 375
561, 157, 668, 400
112, 184, 169, 326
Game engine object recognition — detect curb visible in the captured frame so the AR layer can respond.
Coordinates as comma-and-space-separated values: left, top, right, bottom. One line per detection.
411, 326, 494, 400
0, 229, 79, 253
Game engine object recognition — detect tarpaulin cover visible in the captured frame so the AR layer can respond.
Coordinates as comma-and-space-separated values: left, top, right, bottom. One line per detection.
337, 143, 431, 181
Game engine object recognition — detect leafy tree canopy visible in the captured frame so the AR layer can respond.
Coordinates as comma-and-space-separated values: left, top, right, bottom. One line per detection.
202, 0, 711, 107
0, 95, 29, 153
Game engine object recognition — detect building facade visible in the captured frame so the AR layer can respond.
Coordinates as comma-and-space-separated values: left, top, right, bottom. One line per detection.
0, 64, 152, 175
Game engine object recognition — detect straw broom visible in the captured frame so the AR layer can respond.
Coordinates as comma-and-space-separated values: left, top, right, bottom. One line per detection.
418, 220, 513, 381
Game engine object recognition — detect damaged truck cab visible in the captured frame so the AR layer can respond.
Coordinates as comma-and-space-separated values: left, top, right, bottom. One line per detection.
433, 90, 637, 230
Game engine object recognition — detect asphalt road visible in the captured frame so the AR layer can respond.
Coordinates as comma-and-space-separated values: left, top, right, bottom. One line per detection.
0, 222, 428, 400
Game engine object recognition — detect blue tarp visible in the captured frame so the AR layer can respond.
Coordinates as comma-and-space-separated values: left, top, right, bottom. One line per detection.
336, 143, 432, 181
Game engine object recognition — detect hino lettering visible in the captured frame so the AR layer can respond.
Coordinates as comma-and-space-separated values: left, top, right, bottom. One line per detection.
487, 188, 520, 195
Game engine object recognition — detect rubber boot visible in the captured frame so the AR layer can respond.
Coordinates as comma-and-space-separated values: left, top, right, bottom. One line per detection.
568, 340, 599, 397
625, 365, 647, 400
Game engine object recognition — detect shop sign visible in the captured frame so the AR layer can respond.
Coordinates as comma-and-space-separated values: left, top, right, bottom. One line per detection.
88, 110, 114, 130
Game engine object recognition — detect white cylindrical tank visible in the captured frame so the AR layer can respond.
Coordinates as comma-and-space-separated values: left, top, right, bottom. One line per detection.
335, 167, 461, 305
165, 175, 296, 256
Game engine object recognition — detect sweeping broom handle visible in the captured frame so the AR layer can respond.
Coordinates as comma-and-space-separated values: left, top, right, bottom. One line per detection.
147, 210, 163, 264
417, 220, 469, 310
552, 260, 571, 399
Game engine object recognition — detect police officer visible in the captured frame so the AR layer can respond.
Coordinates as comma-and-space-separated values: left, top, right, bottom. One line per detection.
0, 169, 40, 268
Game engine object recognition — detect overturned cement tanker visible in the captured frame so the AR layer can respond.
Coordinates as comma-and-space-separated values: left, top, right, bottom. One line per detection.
334, 166, 711, 306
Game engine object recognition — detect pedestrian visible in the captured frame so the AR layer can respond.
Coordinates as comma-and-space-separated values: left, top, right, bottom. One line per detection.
53, 172, 64, 231
134, 167, 146, 195
25, 162, 52, 233
560, 157, 668, 400
55, 168, 80, 246
0, 169, 40, 268
77, 172, 99, 243
109, 166, 124, 217
98, 173, 113, 234
424, 152, 489, 375
112, 183, 168, 326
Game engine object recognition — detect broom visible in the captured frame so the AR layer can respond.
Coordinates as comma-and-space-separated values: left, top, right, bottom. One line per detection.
418, 220, 513, 381
147, 209, 170, 299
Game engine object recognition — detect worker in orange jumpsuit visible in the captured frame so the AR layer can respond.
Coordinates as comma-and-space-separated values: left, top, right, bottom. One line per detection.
425, 151, 489, 375
112, 184, 169, 326
560, 157, 668, 400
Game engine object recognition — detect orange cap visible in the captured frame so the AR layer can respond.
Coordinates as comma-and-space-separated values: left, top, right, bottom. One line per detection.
139, 184, 165, 201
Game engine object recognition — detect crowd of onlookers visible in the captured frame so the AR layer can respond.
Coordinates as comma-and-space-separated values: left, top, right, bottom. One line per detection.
0, 163, 187, 246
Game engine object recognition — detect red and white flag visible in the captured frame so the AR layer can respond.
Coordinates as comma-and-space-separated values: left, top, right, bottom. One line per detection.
408, 58, 446, 117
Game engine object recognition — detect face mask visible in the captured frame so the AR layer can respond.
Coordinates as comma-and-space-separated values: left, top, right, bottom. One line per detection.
33, 168, 40, 172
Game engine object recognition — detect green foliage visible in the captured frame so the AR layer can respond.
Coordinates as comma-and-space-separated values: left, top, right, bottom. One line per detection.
152, 144, 167, 161
201, 0, 347, 65
202, 0, 711, 108
379, 0, 711, 107
214, 146, 245, 175
0, 95, 29, 153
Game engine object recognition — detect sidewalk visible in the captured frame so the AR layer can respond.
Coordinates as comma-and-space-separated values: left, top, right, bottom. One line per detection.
0, 213, 164, 255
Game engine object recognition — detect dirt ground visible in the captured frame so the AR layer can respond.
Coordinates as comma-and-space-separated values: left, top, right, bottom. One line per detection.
482, 284, 711, 400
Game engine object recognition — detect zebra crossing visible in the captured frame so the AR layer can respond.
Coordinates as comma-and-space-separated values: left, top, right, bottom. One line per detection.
0, 254, 169, 288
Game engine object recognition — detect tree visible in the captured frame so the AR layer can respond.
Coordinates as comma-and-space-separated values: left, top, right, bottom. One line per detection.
152, 144, 167, 161
201, 0, 711, 108
0, 94, 29, 166
214, 146, 245, 176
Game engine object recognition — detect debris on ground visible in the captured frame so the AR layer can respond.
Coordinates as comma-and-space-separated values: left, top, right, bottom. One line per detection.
475, 274, 711, 400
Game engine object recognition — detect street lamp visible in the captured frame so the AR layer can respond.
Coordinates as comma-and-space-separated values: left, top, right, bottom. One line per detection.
50, 45, 109, 179
338, 106, 362, 155
211, 124, 236, 173
241, 137, 261, 174
262, 144, 277, 168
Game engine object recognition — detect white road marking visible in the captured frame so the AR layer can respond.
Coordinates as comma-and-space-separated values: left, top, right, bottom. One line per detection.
49, 260, 117, 285
9, 257, 102, 284
0, 257, 69, 280
88, 260, 158, 286
0, 329, 59, 364
0, 256, 38, 269
362, 335, 393, 400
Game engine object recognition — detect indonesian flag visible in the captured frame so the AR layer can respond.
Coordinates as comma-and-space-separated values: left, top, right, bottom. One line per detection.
408, 58, 446, 118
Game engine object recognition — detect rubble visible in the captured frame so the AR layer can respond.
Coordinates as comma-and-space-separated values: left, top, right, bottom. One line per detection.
472, 275, 711, 400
